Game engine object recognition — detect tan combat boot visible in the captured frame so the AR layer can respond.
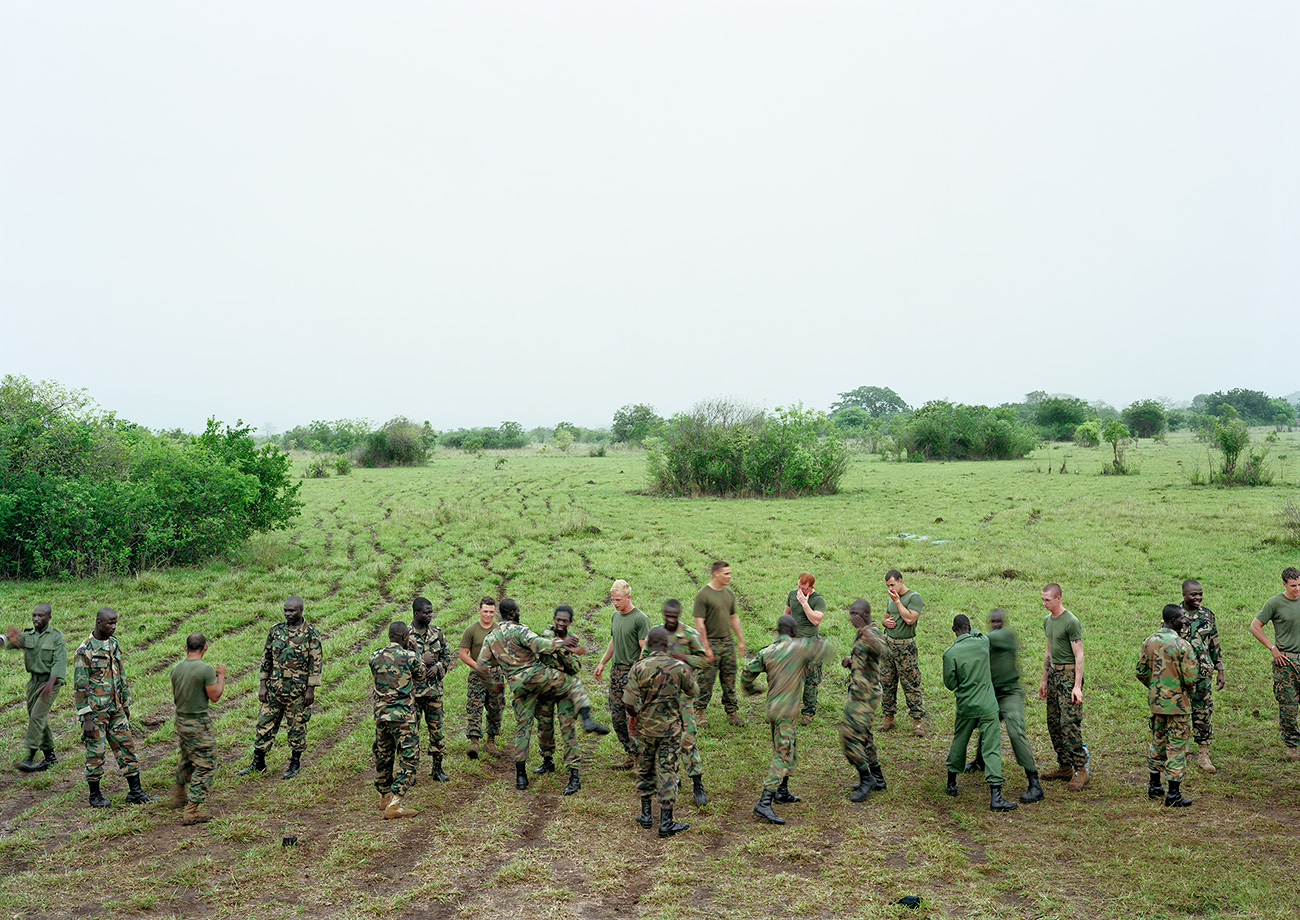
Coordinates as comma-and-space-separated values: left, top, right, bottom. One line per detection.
1196, 745, 1217, 774
171, 784, 188, 809
383, 795, 420, 819
912, 719, 925, 737
1066, 766, 1090, 791
879, 713, 896, 732
180, 802, 212, 825
483, 736, 500, 758
1285, 746, 1300, 761
466, 738, 479, 759
726, 712, 745, 727
380, 792, 393, 811
1040, 763, 1074, 781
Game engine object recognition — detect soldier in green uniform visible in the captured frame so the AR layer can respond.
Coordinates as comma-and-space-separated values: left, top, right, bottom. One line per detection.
459, 597, 505, 759
654, 599, 710, 807
169, 633, 226, 824
1038, 583, 1089, 790
410, 597, 451, 781
370, 621, 427, 819
942, 615, 1018, 812
625, 626, 698, 838
839, 599, 888, 802
594, 579, 650, 768
1248, 567, 1300, 761
742, 614, 824, 825
534, 605, 583, 795
73, 607, 153, 807
785, 573, 826, 724
2, 603, 66, 772
476, 598, 609, 790
1137, 604, 1198, 806
693, 561, 748, 727
1178, 580, 1225, 773
879, 569, 926, 737
238, 596, 323, 779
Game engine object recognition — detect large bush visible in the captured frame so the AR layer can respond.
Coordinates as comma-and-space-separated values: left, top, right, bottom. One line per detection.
1035, 396, 1092, 441
440, 421, 528, 451
358, 416, 431, 467
611, 403, 664, 445
0, 376, 302, 578
1122, 399, 1167, 438
646, 400, 847, 497
894, 401, 1039, 460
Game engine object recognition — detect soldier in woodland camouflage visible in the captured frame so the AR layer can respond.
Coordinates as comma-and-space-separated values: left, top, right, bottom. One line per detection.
476, 598, 609, 791
535, 605, 583, 795
625, 626, 698, 838
839, 600, 888, 802
410, 597, 452, 782
371, 621, 427, 819
73, 608, 153, 807
1136, 604, 1198, 807
1178, 580, 1225, 773
239, 596, 323, 779
1248, 567, 1300, 761
742, 615, 825, 825
169, 633, 226, 825
654, 599, 711, 807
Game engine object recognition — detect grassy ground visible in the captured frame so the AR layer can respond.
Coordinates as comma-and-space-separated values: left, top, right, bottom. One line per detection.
2, 431, 1299, 920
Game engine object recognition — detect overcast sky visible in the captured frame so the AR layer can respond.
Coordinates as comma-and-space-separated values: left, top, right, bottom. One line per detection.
2, 2, 1295, 433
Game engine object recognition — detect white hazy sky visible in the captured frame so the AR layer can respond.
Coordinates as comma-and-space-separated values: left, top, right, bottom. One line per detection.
2, 2, 1295, 433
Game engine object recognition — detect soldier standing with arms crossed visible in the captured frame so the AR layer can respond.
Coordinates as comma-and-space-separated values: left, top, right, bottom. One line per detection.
2, 603, 65, 772
1248, 566, 1300, 761
1039, 583, 1089, 790
693, 561, 747, 727
370, 621, 426, 819
1178, 579, 1225, 773
410, 597, 451, 781
879, 570, 926, 736
1137, 605, 1198, 807
238, 596, 323, 779
625, 626, 698, 838
169, 633, 226, 824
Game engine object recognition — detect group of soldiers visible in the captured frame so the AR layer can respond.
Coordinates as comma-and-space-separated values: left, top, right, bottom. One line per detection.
5, 563, 1300, 828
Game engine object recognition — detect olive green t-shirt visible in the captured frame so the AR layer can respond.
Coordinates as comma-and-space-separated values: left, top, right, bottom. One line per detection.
1043, 610, 1083, 666
787, 589, 825, 638
693, 585, 737, 641
170, 658, 217, 718
460, 621, 495, 661
884, 589, 923, 640
1256, 594, 1300, 654
611, 607, 650, 667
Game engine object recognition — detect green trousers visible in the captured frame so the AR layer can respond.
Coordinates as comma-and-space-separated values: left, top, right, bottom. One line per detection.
25, 675, 60, 753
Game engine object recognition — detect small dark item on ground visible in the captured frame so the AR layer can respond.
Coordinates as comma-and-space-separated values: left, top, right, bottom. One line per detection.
282, 836, 298, 847
897, 895, 922, 908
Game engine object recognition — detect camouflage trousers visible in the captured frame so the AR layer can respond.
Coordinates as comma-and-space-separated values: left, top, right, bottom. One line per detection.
839, 694, 880, 770
801, 658, 823, 717
1272, 653, 1300, 748
1045, 664, 1086, 769
696, 635, 739, 716
608, 664, 636, 754
945, 712, 1005, 786
880, 637, 926, 719
415, 694, 445, 757
466, 667, 504, 740
374, 719, 420, 796
635, 731, 681, 805
511, 664, 593, 763
253, 694, 313, 753
1148, 713, 1190, 781
536, 696, 579, 768
175, 714, 216, 805
24, 675, 60, 753
83, 709, 138, 781
1191, 681, 1214, 745
679, 700, 703, 777
763, 718, 799, 790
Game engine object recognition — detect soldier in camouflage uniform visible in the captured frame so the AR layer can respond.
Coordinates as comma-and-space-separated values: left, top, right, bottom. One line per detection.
625, 626, 698, 838
1038, 583, 1089, 790
476, 598, 609, 791
654, 599, 710, 807
410, 597, 452, 782
2, 603, 65, 772
1249, 567, 1300, 761
169, 633, 226, 824
742, 615, 825, 825
370, 621, 427, 819
535, 605, 583, 795
839, 599, 888, 802
73, 608, 153, 807
880, 570, 926, 736
1177, 580, 1225, 773
238, 596, 323, 780
459, 598, 505, 758
1137, 604, 1198, 806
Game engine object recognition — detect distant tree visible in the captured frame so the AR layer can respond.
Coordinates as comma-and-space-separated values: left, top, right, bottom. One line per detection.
1089, 400, 1120, 423
611, 404, 664, 444
553, 421, 579, 438
1074, 420, 1101, 447
1194, 389, 1290, 425
1166, 409, 1187, 432
1211, 408, 1250, 480
553, 429, 575, 452
1035, 396, 1091, 441
894, 401, 1039, 461
495, 421, 527, 449
1122, 399, 1167, 438
1024, 390, 1049, 407
830, 386, 910, 418
1102, 420, 1131, 474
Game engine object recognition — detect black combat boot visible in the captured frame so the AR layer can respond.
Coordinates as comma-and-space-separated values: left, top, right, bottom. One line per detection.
579, 707, 610, 735
17, 749, 44, 772
870, 762, 887, 792
237, 750, 266, 775
753, 788, 784, 824
125, 774, 154, 804
533, 755, 555, 775
88, 780, 111, 808
1164, 779, 1192, 808
946, 771, 959, 797
964, 755, 985, 774
1020, 770, 1044, 803
515, 761, 529, 790
430, 754, 449, 782
636, 795, 654, 828
775, 777, 801, 803
563, 768, 581, 796
691, 775, 707, 807
282, 751, 301, 780
41, 750, 57, 766
1148, 772, 1164, 800
989, 784, 1018, 812
850, 766, 874, 802
658, 804, 689, 838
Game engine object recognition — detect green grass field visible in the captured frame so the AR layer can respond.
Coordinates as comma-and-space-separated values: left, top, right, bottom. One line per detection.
2, 431, 1299, 920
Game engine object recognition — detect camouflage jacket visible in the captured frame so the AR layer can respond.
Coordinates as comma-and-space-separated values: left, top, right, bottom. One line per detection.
623, 651, 699, 738
369, 642, 427, 723
642, 622, 708, 672
73, 635, 130, 716
411, 623, 451, 698
540, 626, 579, 676
260, 621, 323, 698
478, 621, 566, 682
741, 636, 824, 722
1178, 605, 1224, 683
1136, 626, 1198, 715
845, 625, 886, 705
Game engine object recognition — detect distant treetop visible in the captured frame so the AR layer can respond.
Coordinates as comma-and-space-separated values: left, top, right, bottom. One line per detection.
830, 386, 910, 418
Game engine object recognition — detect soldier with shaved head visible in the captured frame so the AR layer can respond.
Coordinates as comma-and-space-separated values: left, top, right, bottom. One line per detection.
2, 603, 65, 772
170, 633, 226, 824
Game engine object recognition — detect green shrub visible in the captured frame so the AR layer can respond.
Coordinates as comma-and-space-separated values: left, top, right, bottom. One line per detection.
588, 443, 607, 457
554, 429, 575, 453
1102, 420, 1134, 474
358, 417, 430, 467
894, 401, 1039, 460
1122, 399, 1167, 438
1074, 421, 1101, 447
611, 404, 663, 445
304, 458, 330, 479
334, 455, 352, 475
1035, 396, 1091, 441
